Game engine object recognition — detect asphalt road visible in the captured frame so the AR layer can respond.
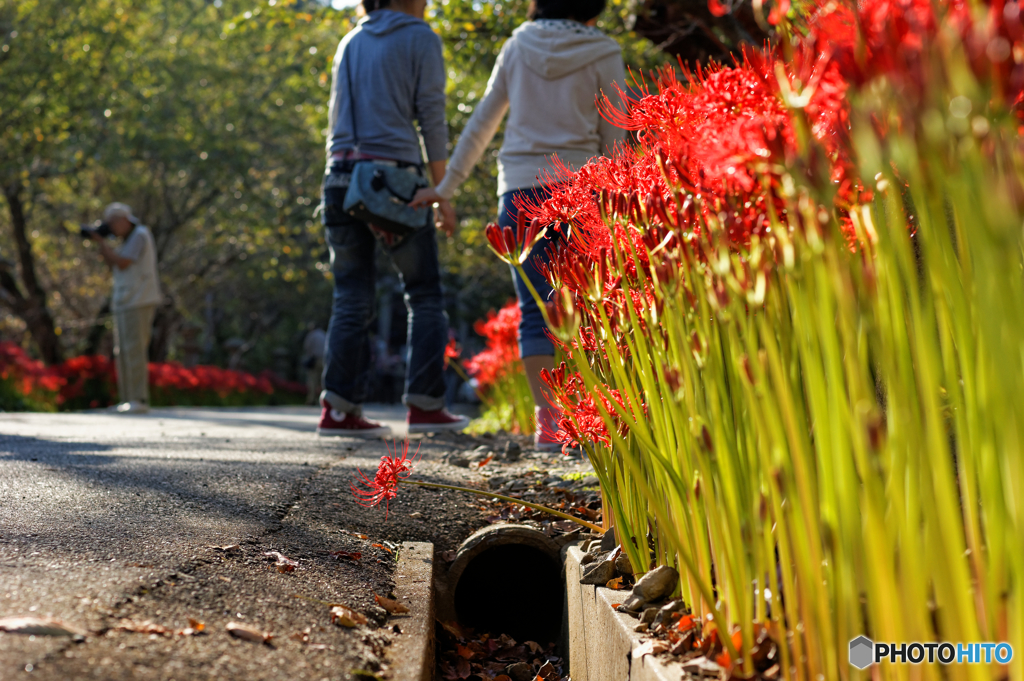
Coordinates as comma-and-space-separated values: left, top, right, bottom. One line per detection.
0, 406, 491, 681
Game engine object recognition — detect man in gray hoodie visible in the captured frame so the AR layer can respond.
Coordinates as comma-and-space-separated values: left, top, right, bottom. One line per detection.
317, 0, 468, 438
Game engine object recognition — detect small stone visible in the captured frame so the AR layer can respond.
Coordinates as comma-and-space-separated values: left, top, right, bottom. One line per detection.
614, 551, 634, 576
504, 441, 522, 461
632, 565, 679, 602
473, 445, 491, 455
541, 476, 561, 485
599, 527, 617, 552
652, 599, 687, 629
580, 476, 599, 487
640, 607, 659, 625
468, 449, 490, 462
580, 558, 616, 585
506, 662, 533, 681
488, 476, 508, 490
447, 454, 471, 468
579, 553, 596, 566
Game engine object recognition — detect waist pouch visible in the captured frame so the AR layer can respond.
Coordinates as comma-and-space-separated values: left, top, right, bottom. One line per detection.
323, 159, 429, 236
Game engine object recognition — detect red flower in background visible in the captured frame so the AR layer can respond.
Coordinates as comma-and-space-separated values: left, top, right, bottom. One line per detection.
443, 337, 461, 370
465, 301, 521, 391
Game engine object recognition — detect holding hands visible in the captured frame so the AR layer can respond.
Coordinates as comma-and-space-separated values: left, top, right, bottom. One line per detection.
411, 187, 457, 238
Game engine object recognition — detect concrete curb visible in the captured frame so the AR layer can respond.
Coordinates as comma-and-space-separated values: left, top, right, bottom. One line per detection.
389, 542, 435, 681
564, 544, 696, 681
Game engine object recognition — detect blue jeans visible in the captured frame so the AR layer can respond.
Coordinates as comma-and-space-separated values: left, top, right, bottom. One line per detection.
321, 164, 448, 414
499, 186, 559, 358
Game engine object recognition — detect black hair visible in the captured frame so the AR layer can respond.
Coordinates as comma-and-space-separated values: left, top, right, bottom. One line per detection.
361, 0, 392, 11
527, 0, 606, 22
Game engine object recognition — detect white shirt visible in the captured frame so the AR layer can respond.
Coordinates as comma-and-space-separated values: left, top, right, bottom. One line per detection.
112, 225, 163, 312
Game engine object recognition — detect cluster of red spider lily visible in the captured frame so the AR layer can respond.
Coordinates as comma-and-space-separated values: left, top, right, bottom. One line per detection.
464, 302, 521, 391
0, 342, 304, 411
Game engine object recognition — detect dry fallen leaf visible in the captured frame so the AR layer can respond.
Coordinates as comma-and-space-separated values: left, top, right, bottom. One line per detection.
226, 622, 272, 644
330, 605, 368, 628
632, 639, 670, 659
0, 617, 86, 637
115, 619, 170, 636
290, 627, 311, 643
606, 577, 625, 590
374, 593, 410, 615
471, 454, 494, 469
264, 551, 299, 572
371, 543, 393, 554
329, 550, 361, 561
210, 544, 240, 552
180, 618, 206, 636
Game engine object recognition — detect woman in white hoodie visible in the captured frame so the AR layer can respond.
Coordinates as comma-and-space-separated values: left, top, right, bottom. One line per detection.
412, 0, 626, 450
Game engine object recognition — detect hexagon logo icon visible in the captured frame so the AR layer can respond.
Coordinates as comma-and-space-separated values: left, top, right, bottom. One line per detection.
849, 636, 874, 670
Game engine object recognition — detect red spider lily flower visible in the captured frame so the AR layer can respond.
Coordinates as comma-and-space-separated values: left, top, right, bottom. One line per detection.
351, 440, 421, 519
443, 337, 461, 370
484, 211, 548, 265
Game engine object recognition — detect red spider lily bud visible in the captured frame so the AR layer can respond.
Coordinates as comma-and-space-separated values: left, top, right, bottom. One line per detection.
655, 149, 671, 182
650, 192, 672, 227
740, 354, 756, 384
629, 192, 643, 225
598, 189, 611, 224
616, 192, 629, 219
484, 222, 514, 263
700, 425, 714, 453
483, 219, 548, 265
644, 193, 656, 226
662, 367, 681, 393
691, 332, 705, 367
545, 289, 581, 342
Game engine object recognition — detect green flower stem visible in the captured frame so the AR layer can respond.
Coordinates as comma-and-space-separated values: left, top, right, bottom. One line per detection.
399, 479, 605, 534
513, 262, 554, 329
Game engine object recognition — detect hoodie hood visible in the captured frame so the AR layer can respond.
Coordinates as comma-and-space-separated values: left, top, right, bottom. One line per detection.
358, 9, 427, 37
511, 19, 621, 80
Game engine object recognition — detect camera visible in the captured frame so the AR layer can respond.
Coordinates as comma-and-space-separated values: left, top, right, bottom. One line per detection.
80, 221, 113, 239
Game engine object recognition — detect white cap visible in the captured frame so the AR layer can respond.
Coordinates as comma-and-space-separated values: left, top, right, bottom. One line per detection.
102, 202, 138, 224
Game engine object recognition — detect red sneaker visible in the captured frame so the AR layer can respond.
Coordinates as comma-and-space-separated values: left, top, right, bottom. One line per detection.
407, 406, 470, 434
317, 406, 393, 438
535, 405, 563, 452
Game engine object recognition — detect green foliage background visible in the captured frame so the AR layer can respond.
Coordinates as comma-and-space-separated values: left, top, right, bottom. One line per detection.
0, 0, 659, 374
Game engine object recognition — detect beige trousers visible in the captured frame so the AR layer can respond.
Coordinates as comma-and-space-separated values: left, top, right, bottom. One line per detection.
114, 305, 156, 405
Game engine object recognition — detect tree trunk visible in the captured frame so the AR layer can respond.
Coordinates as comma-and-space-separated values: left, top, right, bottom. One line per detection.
1, 187, 63, 364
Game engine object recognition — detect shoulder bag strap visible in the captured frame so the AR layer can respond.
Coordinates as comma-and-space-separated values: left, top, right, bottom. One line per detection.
343, 36, 359, 154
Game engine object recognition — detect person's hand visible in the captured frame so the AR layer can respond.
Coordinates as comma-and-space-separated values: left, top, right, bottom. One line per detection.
436, 198, 457, 238
88, 231, 104, 243
410, 186, 442, 209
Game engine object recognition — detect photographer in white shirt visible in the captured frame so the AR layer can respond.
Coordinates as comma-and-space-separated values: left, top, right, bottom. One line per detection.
87, 202, 163, 414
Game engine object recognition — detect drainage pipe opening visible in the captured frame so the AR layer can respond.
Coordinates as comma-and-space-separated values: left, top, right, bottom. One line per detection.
441, 524, 567, 644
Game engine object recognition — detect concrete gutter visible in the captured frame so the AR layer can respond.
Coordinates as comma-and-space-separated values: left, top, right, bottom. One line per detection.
564, 544, 700, 681
389, 542, 435, 681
